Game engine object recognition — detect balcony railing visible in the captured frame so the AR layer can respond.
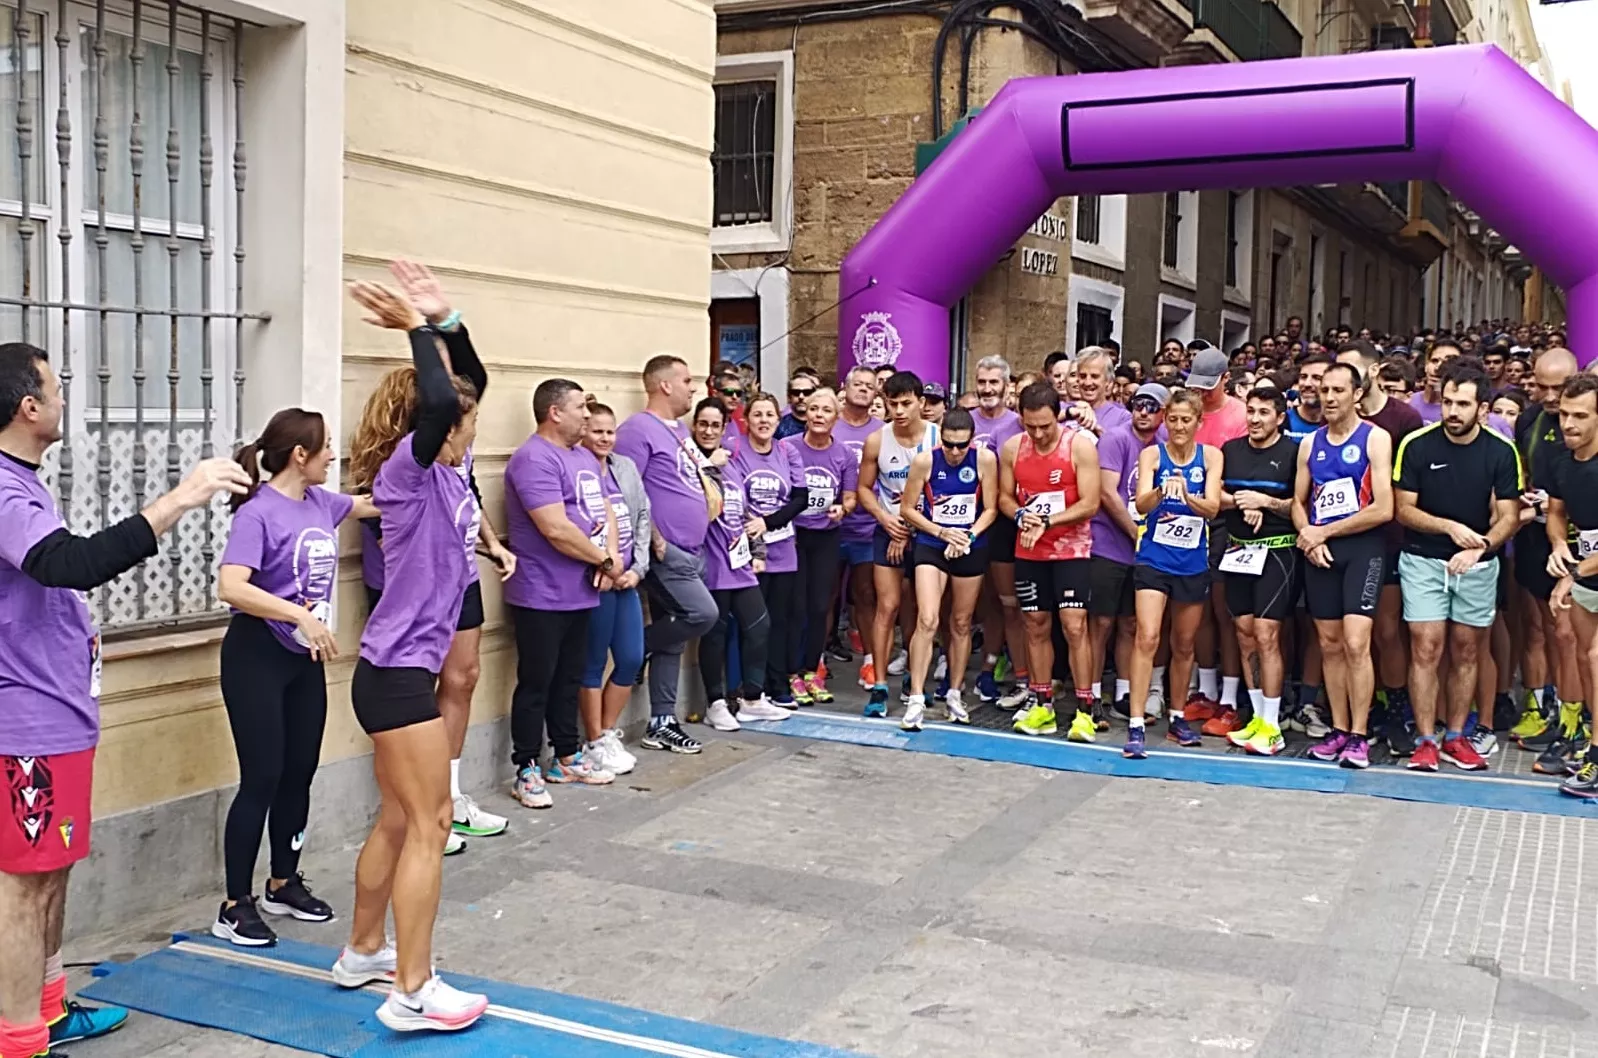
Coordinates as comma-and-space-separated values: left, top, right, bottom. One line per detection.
1420, 181, 1450, 231
1262, 2, 1303, 57
1193, 0, 1302, 60
1377, 181, 1411, 214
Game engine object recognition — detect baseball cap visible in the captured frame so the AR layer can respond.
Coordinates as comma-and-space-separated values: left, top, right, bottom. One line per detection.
1185, 347, 1229, 390
922, 382, 947, 402
1132, 382, 1171, 408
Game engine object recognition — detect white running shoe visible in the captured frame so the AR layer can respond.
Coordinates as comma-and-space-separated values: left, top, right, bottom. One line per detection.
376, 975, 488, 1033
944, 688, 970, 724
705, 698, 741, 731
901, 696, 926, 731
1145, 690, 1164, 720
331, 944, 397, 988
589, 733, 635, 776
451, 795, 507, 838
933, 654, 948, 681
887, 649, 908, 677
604, 729, 637, 767
443, 832, 466, 856
997, 684, 1031, 710
738, 696, 794, 721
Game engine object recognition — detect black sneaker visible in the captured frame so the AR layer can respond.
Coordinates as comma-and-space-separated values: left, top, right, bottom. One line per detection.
1560, 757, 1598, 798
642, 718, 703, 754
1091, 700, 1112, 732
261, 873, 335, 922
1492, 692, 1518, 733
1383, 713, 1416, 757
1534, 736, 1580, 775
211, 897, 277, 947
1110, 695, 1133, 722
1520, 722, 1570, 753
825, 635, 852, 663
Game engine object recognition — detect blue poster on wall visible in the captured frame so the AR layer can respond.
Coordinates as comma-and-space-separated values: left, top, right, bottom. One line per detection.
718, 325, 759, 367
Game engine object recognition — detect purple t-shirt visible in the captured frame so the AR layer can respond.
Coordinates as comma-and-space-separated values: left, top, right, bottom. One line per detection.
1407, 393, 1514, 439
359, 433, 475, 674
832, 413, 882, 543
221, 485, 355, 654
733, 439, 804, 574
614, 411, 710, 553
504, 435, 605, 612
793, 435, 859, 532
972, 407, 1022, 454
704, 462, 759, 591
360, 447, 478, 593
1091, 424, 1158, 565
0, 454, 100, 756
1093, 400, 1133, 435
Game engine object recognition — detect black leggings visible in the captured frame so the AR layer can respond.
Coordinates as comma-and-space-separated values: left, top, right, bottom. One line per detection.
759, 570, 800, 696
796, 527, 843, 673
699, 586, 770, 704
219, 615, 328, 902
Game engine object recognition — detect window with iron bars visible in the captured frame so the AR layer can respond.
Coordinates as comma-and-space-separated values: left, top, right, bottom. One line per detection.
1075, 303, 1114, 352
1075, 194, 1101, 245
1225, 191, 1239, 289
1162, 192, 1181, 270
3, 0, 262, 634
712, 79, 776, 228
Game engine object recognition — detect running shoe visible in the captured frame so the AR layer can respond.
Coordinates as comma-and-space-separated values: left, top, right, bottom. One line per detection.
705, 698, 741, 732
859, 658, 877, 689
1014, 703, 1058, 736
1090, 699, 1112, 732
847, 628, 865, 655
260, 873, 334, 922
827, 634, 853, 663
1123, 725, 1148, 759
1183, 693, 1220, 723
1382, 713, 1416, 757
933, 653, 948, 682
993, 651, 1013, 683
1533, 736, 1581, 775
212, 897, 276, 947
49, 1001, 128, 1046
642, 718, 703, 754
1468, 727, 1498, 758
1110, 695, 1133, 722
1308, 730, 1351, 762
546, 754, 615, 785
997, 683, 1031, 710
1299, 703, 1332, 739
1066, 710, 1097, 743
901, 696, 926, 731
739, 696, 795, 721
1560, 756, 1598, 798
805, 672, 834, 704
332, 944, 398, 988
1338, 735, 1371, 770
1441, 736, 1489, 772
771, 691, 798, 711
1166, 716, 1203, 747
376, 975, 489, 1034
1144, 689, 1164, 720
790, 675, 814, 705
452, 794, 509, 837
1201, 708, 1241, 738
1492, 691, 1518, 733
444, 832, 466, 856
976, 670, 1001, 703
863, 686, 890, 718
1242, 722, 1286, 756
1227, 716, 1265, 748
1408, 740, 1441, 771
900, 674, 913, 704
887, 649, 908, 677
1510, 698, 1550, 741
944, 688, 971, 724
511, 764, 553, 808
589, 731, 636, 776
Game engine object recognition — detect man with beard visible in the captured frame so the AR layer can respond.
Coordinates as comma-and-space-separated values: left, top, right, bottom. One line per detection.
969, 357, 1027, 703
1285, 354, 1331, 443
1545, 373, 1598, 798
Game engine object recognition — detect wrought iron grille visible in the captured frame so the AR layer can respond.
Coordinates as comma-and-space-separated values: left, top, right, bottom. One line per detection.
3, 0, 266, 634
1075, 303, 1113, 352
1075, 194, 1101, 245
1162, 191, 1182, 270
712, 78, 776, 228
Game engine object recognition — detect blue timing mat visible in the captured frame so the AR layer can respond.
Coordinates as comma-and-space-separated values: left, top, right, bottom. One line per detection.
743, 712, 1598, 819
81, 933, 866, 1058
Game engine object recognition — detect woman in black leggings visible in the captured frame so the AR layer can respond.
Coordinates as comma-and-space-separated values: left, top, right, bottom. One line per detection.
790, 387, 858, 703
214, 408, 378, 947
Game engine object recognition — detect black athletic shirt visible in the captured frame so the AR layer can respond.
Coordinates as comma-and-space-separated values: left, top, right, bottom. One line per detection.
1517, 403, 1563, 489
1220, 434, 1299, 541
1393, 422, 1522, 561
1545, 445, 1598, 590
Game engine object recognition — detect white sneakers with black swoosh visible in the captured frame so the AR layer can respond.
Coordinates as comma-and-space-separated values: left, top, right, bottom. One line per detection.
375, 975, 488, 1033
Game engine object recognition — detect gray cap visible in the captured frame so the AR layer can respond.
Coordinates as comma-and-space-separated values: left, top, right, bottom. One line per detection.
1185, 346, 1229, 390
1132, 382, 1171, 408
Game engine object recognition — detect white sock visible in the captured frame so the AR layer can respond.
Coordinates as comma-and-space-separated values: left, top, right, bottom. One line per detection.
449, 759, 462, 803
1221, 675, 1241, 708
1263, 696, 1282, 728
1249, 687, 1265, 712
907, 693, 925, 706
1532, 687, 1545, 708
1152, 666, 1167, 693
1199, 668, 1220, 700
1116, 678, 1131, 700
1091, 681, 1102, 701
1129, 716, 1145, 729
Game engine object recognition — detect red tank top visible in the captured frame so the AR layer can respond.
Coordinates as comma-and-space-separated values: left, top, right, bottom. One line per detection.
1013, 428, 1091, 561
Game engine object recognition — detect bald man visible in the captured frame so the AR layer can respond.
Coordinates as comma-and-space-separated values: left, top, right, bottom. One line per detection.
1509, 347, 1583, 745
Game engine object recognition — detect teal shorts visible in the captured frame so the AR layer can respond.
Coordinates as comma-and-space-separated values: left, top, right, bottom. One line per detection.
1397, 552, 1499, 628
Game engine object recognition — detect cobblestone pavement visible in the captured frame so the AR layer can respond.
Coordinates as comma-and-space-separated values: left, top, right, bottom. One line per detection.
63, 713, 1598, 1058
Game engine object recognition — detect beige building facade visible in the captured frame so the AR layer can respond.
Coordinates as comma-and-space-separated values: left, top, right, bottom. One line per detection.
1, 0, 714, 933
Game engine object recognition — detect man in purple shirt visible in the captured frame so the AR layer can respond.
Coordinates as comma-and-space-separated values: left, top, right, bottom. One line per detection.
969, 356, 1025, 703
831, 366, 884, 675
504, 378, 620, 806
0, 343, 251, 1058
1075, 347, 1132, 435
614, 355, 722, 754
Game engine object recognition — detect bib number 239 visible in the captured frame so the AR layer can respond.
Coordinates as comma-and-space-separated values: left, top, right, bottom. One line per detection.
1314, 477, 1359, 522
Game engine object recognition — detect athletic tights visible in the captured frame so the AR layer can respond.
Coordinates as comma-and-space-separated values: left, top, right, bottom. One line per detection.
795, 526, 843, 673
699, 586, 770, 704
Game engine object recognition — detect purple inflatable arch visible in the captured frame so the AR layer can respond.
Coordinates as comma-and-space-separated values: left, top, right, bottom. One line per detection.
836, 44, 1598, 383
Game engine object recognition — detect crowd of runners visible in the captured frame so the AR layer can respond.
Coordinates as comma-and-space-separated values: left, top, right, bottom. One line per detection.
1, 261, 1593, 1048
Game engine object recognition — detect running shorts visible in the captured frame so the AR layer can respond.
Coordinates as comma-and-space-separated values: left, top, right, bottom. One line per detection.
1206, 521, 1230, 582
1302, 530, 1386, 621
1133, 564, 1211, 605
1398, 552, 1499, 629
1088, 557, 1136, 618
1513, 524, 1557, 600
351, 658, 441, 735
988, 516, 1018, 565
872, 526, 913, 571
840, 536, 873, 567
1014, 558, 1091, 612
1223, 547, 1300, 621
912, 541, 990, 579
0, 748, 94, 873
366, 579, 484, 634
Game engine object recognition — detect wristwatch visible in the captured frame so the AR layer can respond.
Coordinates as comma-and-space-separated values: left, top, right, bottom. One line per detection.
599, 556, 615, 575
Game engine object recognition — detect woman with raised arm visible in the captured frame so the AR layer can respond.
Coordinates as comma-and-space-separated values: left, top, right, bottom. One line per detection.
334, 278, 488, 1034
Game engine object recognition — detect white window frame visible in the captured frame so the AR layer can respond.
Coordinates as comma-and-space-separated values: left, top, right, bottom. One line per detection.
1162, 189, 1199, 291
710, 265, 790, 387
1220, 309, 1251, 353
711, 50, 793, 256
1157, 293, 1196, 347
1071, 193, 1126, 272
1225, 189, 1254, 305
1068, 275, 1124, 352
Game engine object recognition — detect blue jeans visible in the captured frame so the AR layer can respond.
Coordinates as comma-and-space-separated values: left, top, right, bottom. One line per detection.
581, 588, 645, 689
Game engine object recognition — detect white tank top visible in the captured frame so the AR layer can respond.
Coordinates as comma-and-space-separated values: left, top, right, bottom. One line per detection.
875, 420, 939, 505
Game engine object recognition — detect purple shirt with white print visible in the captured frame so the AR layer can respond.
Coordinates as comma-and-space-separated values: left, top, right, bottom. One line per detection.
792, 435, 858, 532
614, 411, 709, 553
221, 484, 355, 654
732, 438, 804, 574
504, 435, 605, 612
703, 461, 760, 591
831, 413, 882, 544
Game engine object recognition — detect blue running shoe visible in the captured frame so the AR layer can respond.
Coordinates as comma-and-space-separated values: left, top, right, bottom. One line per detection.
51, 1000, 129, 1045
1122, 725, 1147, 759
864, 686, 890, 718
1166, 717, 1203, 747
976, 670, 1000, 703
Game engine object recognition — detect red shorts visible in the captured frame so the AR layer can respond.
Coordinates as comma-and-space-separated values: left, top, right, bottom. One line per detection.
0, 749, 94, 874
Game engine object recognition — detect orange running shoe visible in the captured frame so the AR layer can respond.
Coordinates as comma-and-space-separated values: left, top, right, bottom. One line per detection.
1201, 708, 1240, 737
1184, 693, 1220, 723
859, 658, 877, 688
848, 629, 865, 654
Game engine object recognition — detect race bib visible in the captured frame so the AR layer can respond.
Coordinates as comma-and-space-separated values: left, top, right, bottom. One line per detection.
806, 486, 835, 512
292, 599, 334, 650
1578, 527, 1598, 559
589, 521, 607, 550
766, 522, 795, 544
1026, 490, 1066, 519
728, 532, 752, 569
1219, 544, 1267, 575
932, 493, 977, 526
1153, 514, 1204, 549
89, 634, 102, 699
1313, 477, 1359, 522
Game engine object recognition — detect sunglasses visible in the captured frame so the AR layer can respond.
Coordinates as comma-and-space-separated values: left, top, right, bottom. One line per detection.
1129, 397, 1163, 413
721, 388, 745, 399
789, 387, 815, 398
942, 438, 972, 451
